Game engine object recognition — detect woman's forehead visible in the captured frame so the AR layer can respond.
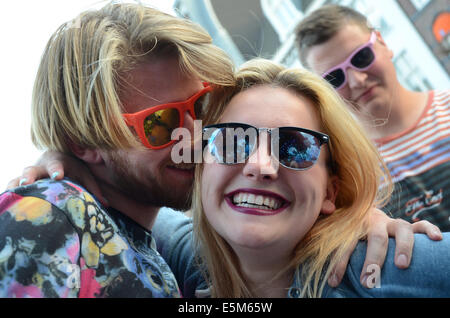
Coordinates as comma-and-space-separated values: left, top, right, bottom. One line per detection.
219, 85, 321, 130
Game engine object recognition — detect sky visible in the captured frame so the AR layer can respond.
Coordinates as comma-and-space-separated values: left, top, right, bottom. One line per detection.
0, 0, 175, 184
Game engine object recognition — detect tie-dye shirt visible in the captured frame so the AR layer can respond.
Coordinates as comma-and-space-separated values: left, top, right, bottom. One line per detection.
0, 179, 181, 298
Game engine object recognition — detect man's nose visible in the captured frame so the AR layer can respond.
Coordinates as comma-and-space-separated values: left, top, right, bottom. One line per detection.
347, 68, 368, 89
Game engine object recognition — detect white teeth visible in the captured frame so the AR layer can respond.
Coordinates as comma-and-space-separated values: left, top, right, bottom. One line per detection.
232, 192, 282, 210
255, 195, 264, 205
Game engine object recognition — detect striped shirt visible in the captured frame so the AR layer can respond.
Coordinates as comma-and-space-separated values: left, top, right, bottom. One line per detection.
375, 90, 450, 231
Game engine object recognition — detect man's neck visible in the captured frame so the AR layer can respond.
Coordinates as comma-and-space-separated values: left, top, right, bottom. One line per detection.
99, 183, 160, 231
363, 86, 429, 140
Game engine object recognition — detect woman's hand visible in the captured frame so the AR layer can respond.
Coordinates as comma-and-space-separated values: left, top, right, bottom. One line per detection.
6, 150, 108, 206
328, 208, 442, 288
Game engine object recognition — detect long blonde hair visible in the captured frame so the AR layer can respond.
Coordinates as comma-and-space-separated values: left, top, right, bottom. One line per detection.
31, 2, 234, 153
192, 59, 392, 298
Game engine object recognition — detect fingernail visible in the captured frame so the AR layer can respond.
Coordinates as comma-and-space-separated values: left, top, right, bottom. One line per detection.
51, 172, 60, 180
396, 254, 408, 268
19, 178, 27, 186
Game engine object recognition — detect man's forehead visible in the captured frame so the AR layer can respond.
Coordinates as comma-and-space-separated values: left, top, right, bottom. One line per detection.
305, 24, 370, 73
119, 58, 202, 112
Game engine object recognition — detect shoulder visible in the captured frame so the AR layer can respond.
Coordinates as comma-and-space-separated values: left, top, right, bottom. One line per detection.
0, 180, 86, 297
2, 178, 111, 232
0, 178, 127, 268
0, 178, 91, 236
323, 233, 450, 297
329, 233, 450, 297
430, 89, 450, 108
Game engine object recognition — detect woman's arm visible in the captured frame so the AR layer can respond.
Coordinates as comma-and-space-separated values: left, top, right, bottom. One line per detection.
328, 208, 442, 287
336, 233, 450, 297
153, 208, 206, 298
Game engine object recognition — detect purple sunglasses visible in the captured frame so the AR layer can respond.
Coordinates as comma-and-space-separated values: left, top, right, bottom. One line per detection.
322, 32, 377, 90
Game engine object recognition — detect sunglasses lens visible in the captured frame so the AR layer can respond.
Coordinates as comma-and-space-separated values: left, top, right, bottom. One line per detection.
324, 69, 345, 89
194, 92, 211, 119
204, 126, 255, 164
144, 108, 180, 147
351, 47, 375, 68
278, 130, 321, 170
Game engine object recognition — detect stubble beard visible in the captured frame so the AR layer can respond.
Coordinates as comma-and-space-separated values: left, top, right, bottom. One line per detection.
107, 151, 193, 211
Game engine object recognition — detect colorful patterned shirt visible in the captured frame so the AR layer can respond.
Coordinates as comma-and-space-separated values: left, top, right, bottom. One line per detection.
376, 90, 450, 231
0, 179, 181, 298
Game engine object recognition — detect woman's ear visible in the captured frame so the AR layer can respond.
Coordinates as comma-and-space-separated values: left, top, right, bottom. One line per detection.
68, 141, 104, 164
321, 176, 339, 215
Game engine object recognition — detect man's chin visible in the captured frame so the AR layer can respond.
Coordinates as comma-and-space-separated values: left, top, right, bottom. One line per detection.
160, 181, 193, 211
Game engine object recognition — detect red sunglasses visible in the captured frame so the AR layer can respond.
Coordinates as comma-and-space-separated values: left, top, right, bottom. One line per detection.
123, 82, 212, 150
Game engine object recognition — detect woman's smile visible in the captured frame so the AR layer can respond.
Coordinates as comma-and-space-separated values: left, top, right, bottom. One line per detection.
224, 188, 290, 216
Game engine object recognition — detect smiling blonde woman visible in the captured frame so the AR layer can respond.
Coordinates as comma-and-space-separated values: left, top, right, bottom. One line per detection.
154, 59, 450, 298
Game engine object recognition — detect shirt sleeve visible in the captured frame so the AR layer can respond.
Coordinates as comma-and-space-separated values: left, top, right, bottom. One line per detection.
0, 192, 81, 298
343, 233, 450, 297
153, 208, 206, 297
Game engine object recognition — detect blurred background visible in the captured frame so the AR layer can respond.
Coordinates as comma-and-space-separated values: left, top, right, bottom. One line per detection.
0, 0, 448, 184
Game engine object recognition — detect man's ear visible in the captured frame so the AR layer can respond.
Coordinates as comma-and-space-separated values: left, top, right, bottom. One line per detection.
68, 141, 104, 164
321, 176, 339, 215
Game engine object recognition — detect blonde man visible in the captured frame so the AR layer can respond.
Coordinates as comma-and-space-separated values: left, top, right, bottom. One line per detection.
295, 4, 450, 231
0, 3, 234, 297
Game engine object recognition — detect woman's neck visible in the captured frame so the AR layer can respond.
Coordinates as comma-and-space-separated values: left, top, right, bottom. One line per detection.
233, 246, 294, 298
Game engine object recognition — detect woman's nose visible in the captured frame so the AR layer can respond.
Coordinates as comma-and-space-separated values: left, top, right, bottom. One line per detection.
242, 132, 279, 181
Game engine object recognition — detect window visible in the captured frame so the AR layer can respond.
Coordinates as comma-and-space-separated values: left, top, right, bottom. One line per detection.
394, 50, 432, 91
410, 0, 430, 11
261, 0, 303, 41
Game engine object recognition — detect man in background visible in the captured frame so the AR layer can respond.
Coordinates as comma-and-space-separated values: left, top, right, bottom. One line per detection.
295, 4, 450, 231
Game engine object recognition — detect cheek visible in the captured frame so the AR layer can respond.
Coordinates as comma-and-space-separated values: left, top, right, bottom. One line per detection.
136, 148, 173, 178
290, 169, 328, 209
201, 163, 229, 208
338, 86, 351, 100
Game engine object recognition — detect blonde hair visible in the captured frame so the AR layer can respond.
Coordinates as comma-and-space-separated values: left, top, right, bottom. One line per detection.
192, 59, 392, 298
31, 2, 234, 153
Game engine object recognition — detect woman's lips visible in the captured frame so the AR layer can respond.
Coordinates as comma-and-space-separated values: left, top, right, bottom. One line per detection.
224, 188, 290, 216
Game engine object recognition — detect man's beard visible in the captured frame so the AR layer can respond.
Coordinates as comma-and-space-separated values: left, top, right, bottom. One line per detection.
107, 151, 193, 211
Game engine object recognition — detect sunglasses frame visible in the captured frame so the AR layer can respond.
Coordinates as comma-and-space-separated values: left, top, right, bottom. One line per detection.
322, 31, 377, 90
203, 122, 330, 171
122, 82, 212, 150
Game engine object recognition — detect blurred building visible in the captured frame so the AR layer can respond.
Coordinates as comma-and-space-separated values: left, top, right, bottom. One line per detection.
174, 0, 449, 91
396, 0, 449, 73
